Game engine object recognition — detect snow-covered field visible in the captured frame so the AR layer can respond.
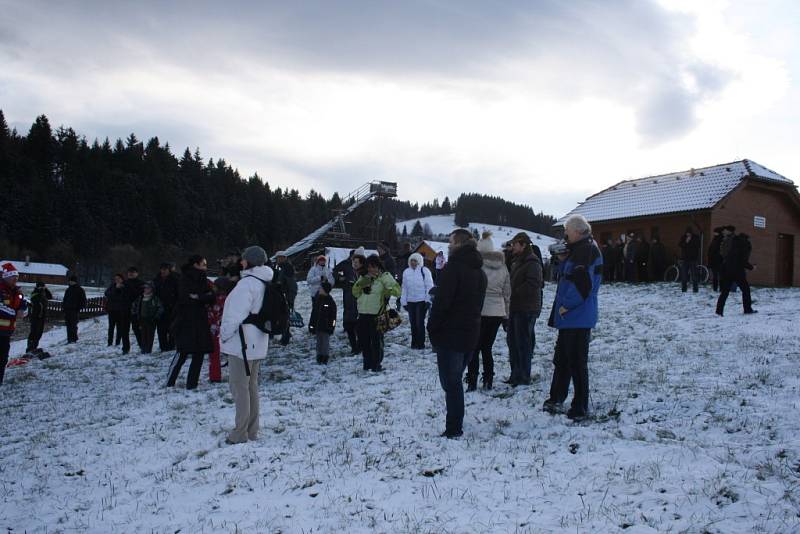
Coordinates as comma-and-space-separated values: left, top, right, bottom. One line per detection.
3, 281, 800, 533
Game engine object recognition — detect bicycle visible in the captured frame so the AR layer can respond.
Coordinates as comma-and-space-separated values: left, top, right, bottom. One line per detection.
663, 262, 710, 284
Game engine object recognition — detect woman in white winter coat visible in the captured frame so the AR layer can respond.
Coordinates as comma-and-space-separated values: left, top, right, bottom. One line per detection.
400, 252, 434, 349
219, 246, 273, 444
466, 233, 510, 390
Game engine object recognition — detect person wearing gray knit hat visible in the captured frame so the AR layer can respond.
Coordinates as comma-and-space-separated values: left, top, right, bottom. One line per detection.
242, 246, 267, 267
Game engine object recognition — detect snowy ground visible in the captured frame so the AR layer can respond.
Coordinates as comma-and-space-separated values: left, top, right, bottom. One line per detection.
2, 281, 800, 533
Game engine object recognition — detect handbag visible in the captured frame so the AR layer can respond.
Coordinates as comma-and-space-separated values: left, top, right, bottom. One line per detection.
376, 306, 402, 334
288, 309, 304, 328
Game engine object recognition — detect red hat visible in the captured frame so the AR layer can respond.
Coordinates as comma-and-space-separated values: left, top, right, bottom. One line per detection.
316, 255, 327, 263
2, 262, 19, 279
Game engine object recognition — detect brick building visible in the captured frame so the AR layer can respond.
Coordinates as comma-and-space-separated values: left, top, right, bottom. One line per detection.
557, 159, 800, 286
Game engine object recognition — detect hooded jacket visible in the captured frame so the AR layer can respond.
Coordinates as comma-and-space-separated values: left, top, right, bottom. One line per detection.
400, 253, 434, 306
509, 248, 543, 316
353, 271, 401, 315
427, 242, 487, 352
480, 251, 511, 318
306, 263, 335, 297
220, 265, 274, 360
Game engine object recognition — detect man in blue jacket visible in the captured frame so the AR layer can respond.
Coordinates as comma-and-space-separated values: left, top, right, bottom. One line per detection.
544, 214, 602, 420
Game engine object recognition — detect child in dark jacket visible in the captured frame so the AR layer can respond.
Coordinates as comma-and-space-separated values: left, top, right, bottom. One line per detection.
309, 281, 337, 364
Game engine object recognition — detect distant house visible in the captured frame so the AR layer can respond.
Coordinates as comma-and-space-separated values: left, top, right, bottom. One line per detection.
556, 159, 800, 286
414, 240, 450, 265
0, 259, 69, 285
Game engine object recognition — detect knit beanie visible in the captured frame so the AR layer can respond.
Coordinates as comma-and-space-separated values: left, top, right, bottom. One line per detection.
477, 231, 494, 254
242, 245, 267, 267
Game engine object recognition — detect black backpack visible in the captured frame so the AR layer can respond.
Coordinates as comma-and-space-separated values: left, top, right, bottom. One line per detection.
241, 275, 289, 334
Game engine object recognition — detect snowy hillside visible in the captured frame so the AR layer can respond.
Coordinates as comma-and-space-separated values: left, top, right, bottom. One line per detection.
396, 214, 558, 259
3, 282, 800, 532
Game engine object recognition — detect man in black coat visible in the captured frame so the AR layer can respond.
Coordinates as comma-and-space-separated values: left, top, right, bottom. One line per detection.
153, 263, 180, 351
716, 228, 757, 316
166, 256, 215, 389
678, 228, 701, 292
506, 232, 543, 387
273, 252, 298, 346
124, 267, 145, 349
62, 276, 86, 343
105, 274, 129, 351
648, 237, 667, 282
26, 282, 53, 352
708, 227, 724, 292
427, 229, 487, 438
335, 250, 360, 354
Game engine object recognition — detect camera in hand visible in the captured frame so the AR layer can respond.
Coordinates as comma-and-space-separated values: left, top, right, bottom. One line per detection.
548, 241, 568, 256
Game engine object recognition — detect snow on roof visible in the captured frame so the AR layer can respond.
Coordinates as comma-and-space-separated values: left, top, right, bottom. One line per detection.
396, 214, 557, 259
0, 260, 68, 276
556, 159, 795, 225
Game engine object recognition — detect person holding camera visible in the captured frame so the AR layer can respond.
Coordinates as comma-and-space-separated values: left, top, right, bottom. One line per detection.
543, 214, 603, 420
306, 255, 335, 305
352, 255, 400, 372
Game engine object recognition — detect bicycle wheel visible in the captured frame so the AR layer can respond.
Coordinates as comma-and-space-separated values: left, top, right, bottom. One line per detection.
696, 265, 710, 284
663, 264, 679, 282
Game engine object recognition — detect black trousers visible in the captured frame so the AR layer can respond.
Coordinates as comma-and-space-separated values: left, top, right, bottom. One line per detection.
357, 314, 383, 371
0, 335, 9, 385
156, 306, 174, 351
406, 301, 428, 349
548, 328, 591, 414
343, 320, 360, 353
680, 259, 699, 292
710, 268, 721, 292
27, 317, 45, 351
467, 316, 503, 386
140, 321, 157, 353
716, 272, 753, 314
130, 315, 142, 349
107, 311, 122, 346
118, 311, 132, 353
166, 352, 204, 389
64, 310, 80, 343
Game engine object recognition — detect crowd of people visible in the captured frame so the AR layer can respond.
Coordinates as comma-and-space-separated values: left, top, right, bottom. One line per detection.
9, 213, 760, 438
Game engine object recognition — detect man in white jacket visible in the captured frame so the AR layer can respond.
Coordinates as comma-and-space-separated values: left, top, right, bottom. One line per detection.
220, 245, 273, 444
400, 252, 434, 349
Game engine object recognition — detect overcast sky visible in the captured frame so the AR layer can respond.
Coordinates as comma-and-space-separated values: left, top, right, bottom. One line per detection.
1, 0, 797, 217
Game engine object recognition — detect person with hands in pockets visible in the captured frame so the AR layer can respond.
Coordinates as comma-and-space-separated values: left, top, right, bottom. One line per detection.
400, 252, 434, 350
543, 214, 603, 421
220, 246, 274, 445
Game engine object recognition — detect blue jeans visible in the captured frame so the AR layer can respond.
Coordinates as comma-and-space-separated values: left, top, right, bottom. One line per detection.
406, 301, 428, 349
436, 348, 470, 434
507, 311, 537, 384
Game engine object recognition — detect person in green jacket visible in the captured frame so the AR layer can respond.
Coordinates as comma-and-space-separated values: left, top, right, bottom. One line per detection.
353, 255, 401, 372
131, 281, 164, 354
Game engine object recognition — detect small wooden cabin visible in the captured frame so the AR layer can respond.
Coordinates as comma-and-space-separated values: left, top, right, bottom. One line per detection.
556, 159, 800, 286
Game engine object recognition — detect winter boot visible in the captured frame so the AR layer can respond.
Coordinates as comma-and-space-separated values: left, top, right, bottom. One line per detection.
482, 375, 493, 390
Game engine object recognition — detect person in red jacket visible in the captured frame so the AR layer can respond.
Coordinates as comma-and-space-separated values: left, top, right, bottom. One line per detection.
207, 277, 233, 383
1, 263, 27, 385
